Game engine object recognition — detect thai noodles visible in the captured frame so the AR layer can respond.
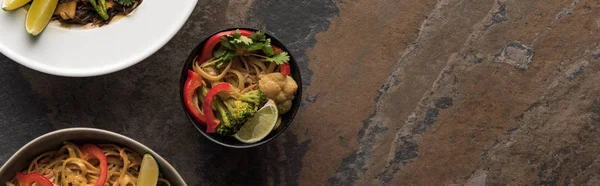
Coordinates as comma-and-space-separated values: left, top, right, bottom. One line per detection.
5, 142, 170, 186
183, 29, 299, 142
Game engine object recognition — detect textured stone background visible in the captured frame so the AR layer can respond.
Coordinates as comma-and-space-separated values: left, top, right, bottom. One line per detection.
2, 0, 600, 185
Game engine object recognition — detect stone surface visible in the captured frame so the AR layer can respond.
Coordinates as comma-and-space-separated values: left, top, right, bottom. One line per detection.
2, 0, 600, 185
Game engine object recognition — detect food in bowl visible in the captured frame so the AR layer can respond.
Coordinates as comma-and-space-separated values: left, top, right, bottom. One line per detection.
183, 29, 298, 144
1, 0, 142, 35
4, 141, 170, 186
52, 0, 142, 25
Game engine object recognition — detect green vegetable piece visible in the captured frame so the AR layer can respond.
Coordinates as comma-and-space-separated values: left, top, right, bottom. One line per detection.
88, 0, 108, 20
240, 90, 267, 108
115, 0, 135, 6
266, 51, 290, 65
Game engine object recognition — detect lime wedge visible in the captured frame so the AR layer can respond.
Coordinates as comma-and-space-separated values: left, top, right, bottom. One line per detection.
25, 0, 58, 36
234, 99, 279, 143
137, 154, 159, 186
1, 0, 31, 11
273, 117, 282, 131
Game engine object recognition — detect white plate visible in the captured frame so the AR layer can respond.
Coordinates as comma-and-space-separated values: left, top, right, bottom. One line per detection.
0, 0, 197, 77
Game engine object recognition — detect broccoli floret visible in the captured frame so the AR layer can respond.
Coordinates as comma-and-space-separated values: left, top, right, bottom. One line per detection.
225, 99, 257, 122
214, 99, 233, 125
214, 102, 237, 136
240, 90, 267, 108
214, 98, 257, 136
216, 124, 235, 136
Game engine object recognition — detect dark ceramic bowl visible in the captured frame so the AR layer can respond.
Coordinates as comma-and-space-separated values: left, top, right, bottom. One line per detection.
180, 28, 302, 148
0, 128, 187, 185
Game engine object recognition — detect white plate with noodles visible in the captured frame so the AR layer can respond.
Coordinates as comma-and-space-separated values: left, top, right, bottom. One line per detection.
0, 128, 187, 186
0, 0, 197, 77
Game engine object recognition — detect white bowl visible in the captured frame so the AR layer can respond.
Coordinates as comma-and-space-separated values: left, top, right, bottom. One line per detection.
0, 128, 187, 185
0, 0, 197, 77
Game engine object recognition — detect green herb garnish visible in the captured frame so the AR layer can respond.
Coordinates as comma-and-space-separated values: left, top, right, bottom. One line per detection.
208, 30, 290, 67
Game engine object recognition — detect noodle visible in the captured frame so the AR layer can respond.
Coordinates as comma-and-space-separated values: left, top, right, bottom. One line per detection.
243, 57, 267, 73
250, 63, 261, 75
228, 69, 246, 90
241, 84, 256, 94
240, 57, 250, 73
194, 59, 233, 82
266, 63, 277, 73
6, 142, 171, 186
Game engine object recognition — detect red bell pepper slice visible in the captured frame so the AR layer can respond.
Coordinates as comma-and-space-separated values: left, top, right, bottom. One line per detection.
16, 172, 53, 186
280, 63, 291, 75
202, 83, 232, 133
184, 70, 207, 125
197, 29, 253, 64
80, 144, 107, 186
273, 46, 291, 75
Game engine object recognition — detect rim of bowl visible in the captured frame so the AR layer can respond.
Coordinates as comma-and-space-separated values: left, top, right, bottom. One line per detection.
179, 28, 302, 148
0, 0, 198, 77
0, 128, 187, 185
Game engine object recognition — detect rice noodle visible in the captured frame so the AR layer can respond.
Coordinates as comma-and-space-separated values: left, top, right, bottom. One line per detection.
266, 63, 277, 73
193, 59, 234, 82
228, 69, 246, 90
244, 57, 267, 73
6, 142, 171, 186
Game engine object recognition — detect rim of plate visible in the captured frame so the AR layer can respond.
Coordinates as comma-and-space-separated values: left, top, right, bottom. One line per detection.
0, 0, 198, 77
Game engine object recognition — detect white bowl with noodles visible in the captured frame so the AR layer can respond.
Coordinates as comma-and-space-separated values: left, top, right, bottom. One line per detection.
0, 128, 187, 185
0, 0, 197, 77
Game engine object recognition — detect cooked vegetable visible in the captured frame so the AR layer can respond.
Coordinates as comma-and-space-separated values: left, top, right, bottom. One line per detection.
258, 72, 298, 114
80, 144, 108, 186
224, 98, 257, 123
273, 46, 291, 75
3, 0, 143, 35
114, 0, 135, 6
88, 0, 108, 20
202, 83, 231, 133
54, 1, 76, 20
6, 142, 171, 186
279, 62, 291, 75
184, 70, 207, 124
240, 89, 267, 107
214, 98, 255, 136
15, 172, 53, 186
185, 29, 299, 142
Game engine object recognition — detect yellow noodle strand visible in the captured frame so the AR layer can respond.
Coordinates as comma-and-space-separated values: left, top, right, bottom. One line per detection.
228, 69, 246, 90
194, 59, 234, 82
10, 142, 171, 186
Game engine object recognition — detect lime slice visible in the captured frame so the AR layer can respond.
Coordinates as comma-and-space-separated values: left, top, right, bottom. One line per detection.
25, 0, 58, 36
137, 154, 159, 186
1, 0, 31, 11
234, 99, 279, 143
273, 117, 282, 131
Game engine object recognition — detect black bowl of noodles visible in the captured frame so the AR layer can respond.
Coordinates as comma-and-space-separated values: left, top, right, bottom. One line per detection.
180, 28, 302, 148
0, 128, 187, 186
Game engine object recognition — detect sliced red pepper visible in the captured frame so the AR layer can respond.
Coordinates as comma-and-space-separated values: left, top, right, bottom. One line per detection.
197, 29, 253, 64
16, 172, 53, 186
273, 46, 291, 75
279, 63, 291, 75
80, 144, 107, 186
184, 70, 207, 125
202, 83, 232, 133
